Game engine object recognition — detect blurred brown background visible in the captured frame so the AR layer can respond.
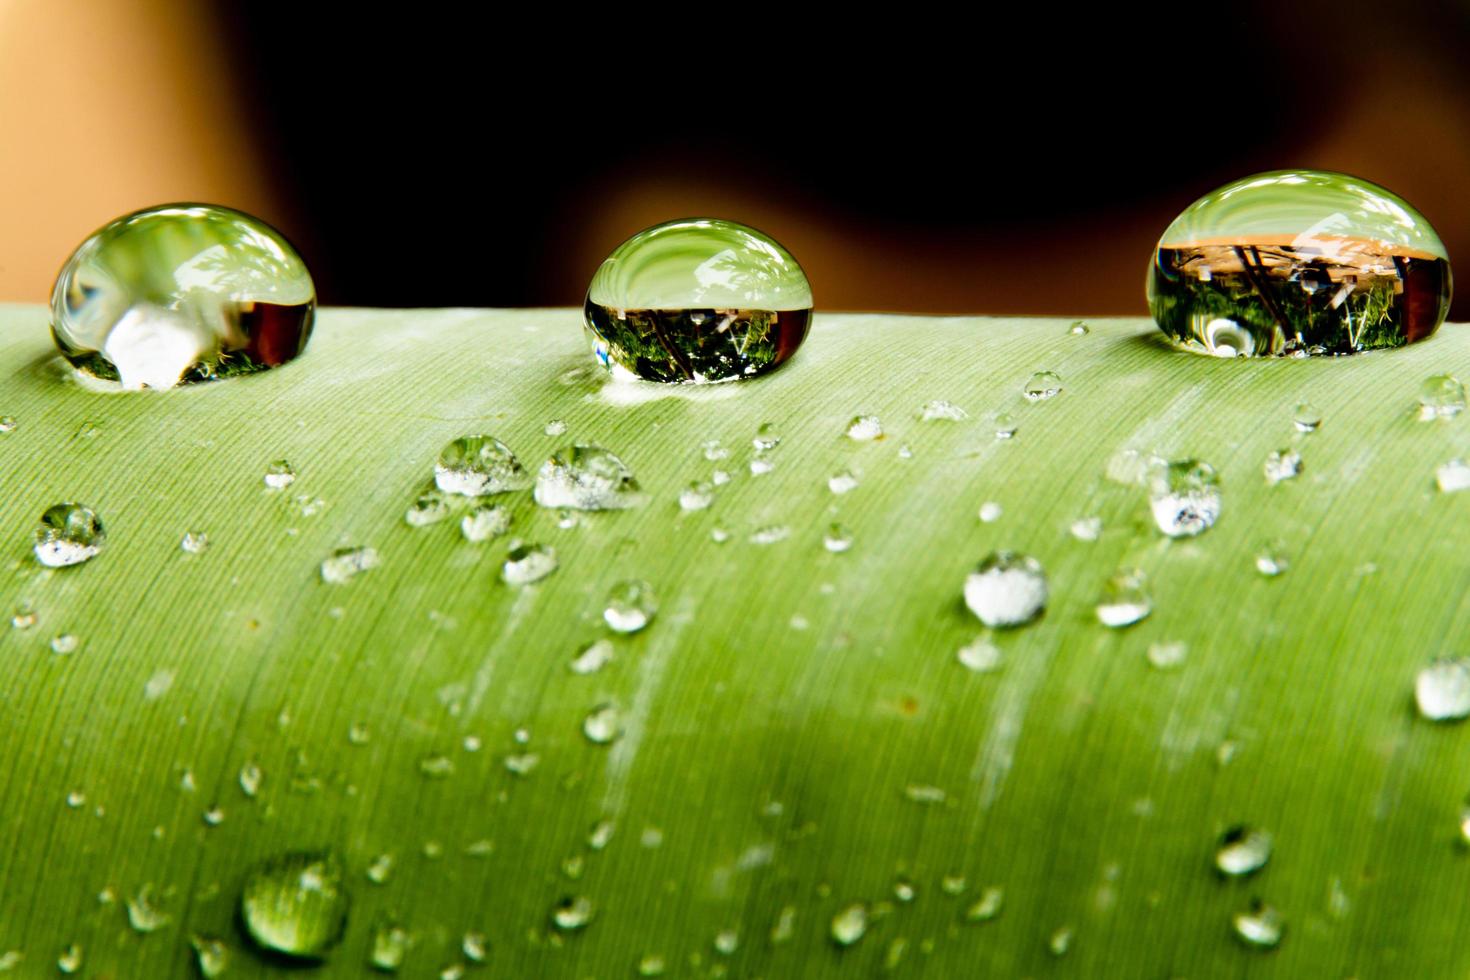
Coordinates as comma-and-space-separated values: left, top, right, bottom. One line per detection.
2, 0, 1468, 317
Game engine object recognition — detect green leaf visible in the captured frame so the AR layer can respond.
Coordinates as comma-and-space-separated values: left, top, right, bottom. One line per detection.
1, 304, 1468, 976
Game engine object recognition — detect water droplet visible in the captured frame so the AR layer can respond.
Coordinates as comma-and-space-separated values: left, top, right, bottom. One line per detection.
582, 704, 622, 745
679, 481, 714, 511
1255, 541, 1289, 577
505, 752, 540, 775
638, 953, 667, 975
1095, 568, 1152, 627
751, 525, 791, 545
1263, 449, 1302, 486
502, 542, 557, 585
604, 580, 657, 633
190, 935, 229, 978
369, 920, 410, 971
143, 670, 175, 701
33, 503, 105, 567
457, 503, 509, 543
1148, 459, 1222, 538
993, 412, 1018, 439
966, 886, 1005, 922
65, 790, 85, 808
893, 878, 916, 902
710, 468, 732, 486
462, 931, 487, 963
551, 895, 594, 931
545, 419, 568, 436
126, 883, 172, 933
823, 523, 853, 553
1069, 516, 1102, 541
405, 488, 451, 527
750, 423, 783, 452
978, 501, 1002, 523
700, 440, 731, 462
1147, 641, 1188, 670
845, 415, 883, 441
749, 456, 776, 477
365, 853, 394, 885
203, 805, 226, 826
50, 634, 79, 654
57, 944, 82, 974
963, 551, 1047, 628
347, 722, 371, 745
0, 416, 14, 433
1416, 658, 1470, 721
176, 529, 210, 555
1232, 900, 1284, 949
10, 602, 36, 630
904, 784, 947, 805
320, 546, 379, 584
830, 903, 868, 946
263, 460, 296, 490
710, 524, 731, 544
770, 905, 797, 944
240, 851, 349, 960
1293, 402, 1323, 433
957, 637, 1002, 673
828, 469, 859, 494
236, 761, 262, 798
713, 928, 739, 955
1069, 320, 1090, 335
1216, 825, 1273, 877
1458, 803, 1470, 846
419, 755, 455, 779
1419, 375, 1466, 420
1436, 459, 1470, 493
534, 445, 641, 510
1023, 371, 1063, 402
1047, 926, 1074, 956
440, 964, 466, 980
433, 435, 529, 497
584, 220, 811, 382
920, 400, 968, 422
1148, 171, 1450, 356
570, 639, 615, 675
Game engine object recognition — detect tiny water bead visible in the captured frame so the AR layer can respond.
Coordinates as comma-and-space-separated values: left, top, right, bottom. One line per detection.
584, 218, 812, 382
264, 459, 296, 489
845, 414, 884, 441
604, 579, 657, 633
830, 903, 869, 946
582, 704, 622, 744
502, 542, 557, 585
405, 488, 451, 527
1023, 371, 1063, 402
828, 469, 860, 494
33, 503, 105, 567
435, 436, 529, 496
1216, 826, 1273, 877
190, 935, 229, 978
1435, 459, 1470, 494
1263, 449, 1302, 486
534, 445, 642, 510
993, 412, 1018, 439
679, 481, 715, 510
552, 895, 594, 931
1292, 402, 1323, 433
51, 204, 315, 388
822, 523, 852, 553
956, 637, 1003, 673
1149, 459, 1222, 538
0, 416, 15, 433
1415, 658, 1470, 721
1419, 375, 1466, 420
320, 546, 379, 584
964, 551, 1048, 628
1094, 568, 1152, 627
1255, 541, 1289, 577
180, 530, 210, 554
461, 503, 511, 542
1148, 170, 1452, 356
240, 851, 349, 960
1232, 900, 1285, 949
920, 399, 968, 422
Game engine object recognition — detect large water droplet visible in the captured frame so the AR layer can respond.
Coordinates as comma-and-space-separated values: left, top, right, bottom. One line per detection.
551, 896, 594, 931
1095, 568, 1152, 627
240, 851, 349, 960
1232, 900, 1284, 949
320, 546, 379, 584
1023, 371, 1063, 402
435, 436, 529, 497
1419, 375, 1466, 420
501, 542, 557, 585
582, 704, 622, 745
1416, 658, 1470, 721
1263, 449, 1302, 486
964, 551, 1047, 628
604, 580, 657, 633
33, 503, 105, 567
846, 415, 883, 441
1148, 459, 1222, 537
1216, 826, 1273, 877
830, 903, 868, 946
534, 445, 642, 510
263, 460, 296, 490
460, 503, 511, 542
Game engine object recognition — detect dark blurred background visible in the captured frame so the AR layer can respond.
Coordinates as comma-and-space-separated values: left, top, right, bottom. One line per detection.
3, 1, 1468, 317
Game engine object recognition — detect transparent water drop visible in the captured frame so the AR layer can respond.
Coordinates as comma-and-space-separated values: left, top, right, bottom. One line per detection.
440, 964, 466, 980
703, 439, 732, 461
1148, 459, 1222, 537
501, 542, 557, 585
460, 503, 511, 542
545, 419, 568, 436
263, 460, 296, 490
190, 935, 229, 978
1095, 568, 1152, 627
418, 755, 455, 779
0, 416, 14, 433
846, 415, 883, 441
50, 634, 79, 654
366, 853, 394, 885
1147, 641, 1188, 670
587, 819, 616, 851
1416, 658, 1470, 721
582, 704, 622, 745
1255, 541, 1289, 577
966, 886, 1005, 922
534, 445, 641, 510
710, 525, 731, 544
462, 932, 487, 963
347, 722, 372, 745
1070, 516, 1102, 541
751, 525, 791, 545
240, 851, 349, 959
679, 481, 714, 511
1263, 449, 1302, 486
638, 953, 667, 975
749, 456, 775, 476
435, 435, 529, 497
963, 551, 1047, 628
369, 921, 410, 971
203, 805, 226, 826
238, 761, 262, 798
1047, 926, 1074, 956
10, 602, 35, 630
1436, 459, 1470, 493
1458, 802, 1470, 846
920, 400, 968, 422
1293, 402, 1323, 433
405, 488, 451, 527
320, 546, 379, 584
1069, 320, 1090, 335
956, 637, 1002, 673
753, 423, 782, 451
552, 896, 594, 931
1232, 900, 1284, 949
570, 638, 615, 675
176, 529, 211, 555
978, 501, 1003, 523
57, 945, 82, 974
904, 784, 947, 805
65, 790, 85, 808
897, 444, 913, 458
710, 468, 732, 485
830, 903, 868, 946
33, 503, 105, 567
604, 580, 657, 633
1216, 825, 1273, 876
993, 412, 1018, 439
823, 523, 853, 553
126, 884, 172, 933
893, 878, 916, 902
1418, 375, 1466, 421
713, 928, 739, 955
828, 469, 860, 494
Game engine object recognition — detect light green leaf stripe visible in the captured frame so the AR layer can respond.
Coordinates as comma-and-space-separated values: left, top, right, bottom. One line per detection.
2, 304, 1469, 977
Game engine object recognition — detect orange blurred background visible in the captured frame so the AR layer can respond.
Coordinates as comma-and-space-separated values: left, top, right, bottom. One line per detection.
2, 0, 1468, 318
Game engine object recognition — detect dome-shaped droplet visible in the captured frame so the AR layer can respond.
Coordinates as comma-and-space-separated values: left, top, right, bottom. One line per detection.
583, 219, 812, 383
1148, 459, 1222, 538
33, 503, 105, 567
1215, 825, 1273, 877
1095, 568, 1152, 627
1232, 900, 1284, 949
435, 436, 529, 497
1416, 658, 1470, 721
1148, 171, 1451, 356
1419, 375, 1466, 420
51, 204, 315, 388
603, 580, 657, 633
534, 445, 642, 510
830, 903, 868, 946
963, 551, 1047, 628
502, 542, 557, 586
239, 851, 349, 960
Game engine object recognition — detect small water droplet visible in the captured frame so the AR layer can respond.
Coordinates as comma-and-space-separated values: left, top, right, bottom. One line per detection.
435, 435, 529, 496
1418, 375, 1466, 420
126, 884, 172, 933
1292, 402, 1322, 433
57, 944, 82, 974
1436, 459, 1470, 493
1047, 926, 1073, 956
830, 903, 868, 946
1147, 641, 1187, 670
1069, 516, 1102, 541
347, 722, 371, 745
702, 440, 731, 461
1263, 449, 1302, 486
459, 503, 511, 542
993, 412, 1018, 439
893, 878, 916, 902
964, 551, 1047, 628
0, 416, 14, 433
1023, 371, 1063, 402
1148, 459, 1222, 537
1232, 900, 1284, 949
587, 819, 615, 851
828, 469, 859, 494
978, 501, 1002, 523
713, 928, 739, 955
1216, 826, 1273, 877
545, 419, 568, 436
263, 460, 296, 490
966, 886, 1005, 922
957, 637, 1002, 673
845, 415, 883, 441
1255, 540, 1289, 577
240, 851, 349, 959
679, 481, 714, 511
369, 920, 410, 971
10, 602, 35, 630
33, 503, 105, 567
534, 445, 642, 510
203, 805, 226, 826
65, 790, 85, 808
1458, 802, 1470, 846
749, 456, 775, 476
920, 400, 967, 422
897, 444, 913, 458
320, 546, 379, 584
638, 953, 667, 975
751, 525, 791, 545
570, 638, 615, 675
823, 523, 852, 553
710, 468, 732, 486
461, 931, 487, 962
552, 896, 594, 931
604, 580, 657, 633
753, 423, 782, 452
904, 784, 947, 805
502, 542, 557, 585
50, 633, 79, 654
144, 670, 175, 701
405, 488, 452, 527
366, 853, 394, 885
504, 752, 540, 775
190, 935, 229, 978
640, 826, 664, 848
1095, 568, 1152, 627
1069, 320, 1090, 335
238, 762, 262, 798
1417, 658, 1470, 720
418, 755, 455, 779
179, 530, 210, 554
710, 524, 731, 544
582, 704, 622, 745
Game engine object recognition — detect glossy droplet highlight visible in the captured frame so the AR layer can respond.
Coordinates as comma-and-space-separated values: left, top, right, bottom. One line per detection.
604, 580, 657, 633
1293, 402, 1322, 433
405, 488, 451, 527
846, 415, 883, 441
435, 436, 529, 497
1233, 900, 1284, 949
1416, 658, 1470, 721
502, 542, 557, 585
263, 460, 295, 489
584, 218, 811, 382
828, 469, 859, 494
369, 921, 409, 972
823, 523, 853, 553
1263, 449, 1302, 486
830, 903, 868, 946
964, 551, 1047, 628
181, 530, 210, 553
552, 896, 594, 931
240, 851, 349, 960
920, 400, 967, 422
1216, 826, 1273, 877
1095, 568, 1152, 627
1419, 375, 1466, 420
320, 546, 379, 584
1023, 371, 1062, 402
1255, 540, 1289, 577
534, 445, 642, 510
461, 503, 511, 542
570, 639, 615, 675
33, 503, 105, 567
957, 637, 1002, 673
1436, 459, 1470, 494
190, 935, 229, 978
51, 204, 315, 388
1149, 459, 1222, 537
679, 481, 714, 511
1148, 170, 1451, 356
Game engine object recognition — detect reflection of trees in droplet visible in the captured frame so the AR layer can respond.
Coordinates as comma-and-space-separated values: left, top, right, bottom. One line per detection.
697, 243, 784, 305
